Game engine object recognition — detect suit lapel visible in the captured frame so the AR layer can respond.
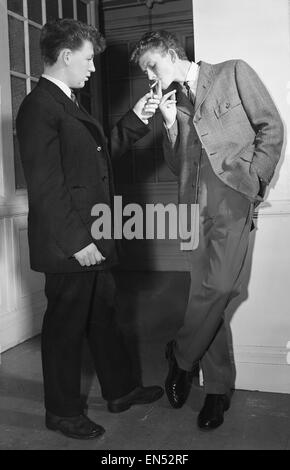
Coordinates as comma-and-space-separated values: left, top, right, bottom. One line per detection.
175, 62, 214, 118
37, 77, 101, 130
193, 61, 214, 115
63, 98, 101, 130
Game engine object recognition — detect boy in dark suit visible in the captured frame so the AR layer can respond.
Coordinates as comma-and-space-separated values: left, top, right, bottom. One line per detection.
16, 19, 163, 440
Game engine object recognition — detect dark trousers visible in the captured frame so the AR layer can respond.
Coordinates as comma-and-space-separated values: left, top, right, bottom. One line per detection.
42, 270, 139, 416
175, 151, 254, 394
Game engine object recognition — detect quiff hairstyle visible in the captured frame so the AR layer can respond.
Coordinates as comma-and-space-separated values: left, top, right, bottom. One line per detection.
40, 18, 106, 65
130, 30, 188, 63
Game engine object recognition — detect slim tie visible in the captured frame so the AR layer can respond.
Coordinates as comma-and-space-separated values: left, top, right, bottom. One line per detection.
183, 81, 195, 104
70, 90, 79, 107
181, 81, 200, 251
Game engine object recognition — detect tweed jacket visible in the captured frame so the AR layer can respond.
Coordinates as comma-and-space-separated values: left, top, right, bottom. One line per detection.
163, 60, 284, 203
16, 78, 150, 273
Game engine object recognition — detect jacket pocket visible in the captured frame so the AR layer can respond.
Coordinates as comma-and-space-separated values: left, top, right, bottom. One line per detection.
222, 142, 255, 170
238, 143, 255, 163
214, 100, 241, 118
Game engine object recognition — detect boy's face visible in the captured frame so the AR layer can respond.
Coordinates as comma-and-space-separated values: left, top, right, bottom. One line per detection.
65, 40, 96, 88
138, 48, 176, 90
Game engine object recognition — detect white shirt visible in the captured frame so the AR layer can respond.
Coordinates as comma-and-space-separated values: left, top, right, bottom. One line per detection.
184, 61, 200, 96
165, 62, 200, 132
42, 74, 72, 99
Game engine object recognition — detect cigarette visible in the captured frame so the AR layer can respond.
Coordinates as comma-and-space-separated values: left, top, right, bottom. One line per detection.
150, 80, 158, 97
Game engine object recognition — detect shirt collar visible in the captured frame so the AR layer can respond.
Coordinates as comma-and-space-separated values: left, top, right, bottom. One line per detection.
184, 61, 199, 84
42, 74, 72, 99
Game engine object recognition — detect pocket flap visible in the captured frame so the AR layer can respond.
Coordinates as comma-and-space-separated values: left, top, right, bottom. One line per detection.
214, 100, 241, 118
239, 144, 255, 162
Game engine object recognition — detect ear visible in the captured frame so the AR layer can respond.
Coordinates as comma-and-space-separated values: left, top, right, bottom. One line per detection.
60, 49, 72, 65
168, 49, 177, 63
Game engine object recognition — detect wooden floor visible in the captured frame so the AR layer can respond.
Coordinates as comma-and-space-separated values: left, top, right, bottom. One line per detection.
1, 272, 290, 450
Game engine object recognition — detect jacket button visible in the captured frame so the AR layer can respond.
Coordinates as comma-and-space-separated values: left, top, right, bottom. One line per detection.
97, 146, 102, 152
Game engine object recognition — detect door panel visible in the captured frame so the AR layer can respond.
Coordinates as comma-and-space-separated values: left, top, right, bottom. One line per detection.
100, 0, 193, 269
101, 0, 194, 187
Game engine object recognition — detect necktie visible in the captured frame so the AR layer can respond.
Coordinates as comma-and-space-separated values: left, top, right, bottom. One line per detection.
70, 91, 79, 107
183, 81, 195, 104
181, 81, 200, 251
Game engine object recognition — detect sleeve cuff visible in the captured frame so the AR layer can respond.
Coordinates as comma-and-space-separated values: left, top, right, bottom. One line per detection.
163, 120, 178, 144
117, 109, 151, 138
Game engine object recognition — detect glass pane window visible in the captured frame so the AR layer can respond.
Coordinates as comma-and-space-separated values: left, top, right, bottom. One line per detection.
7, 0, 23, 16
11, 76, 26, 128
62, 0, 74, 19
30, 80, 38, 91
8, 16, 25, 74
77, 0, 87, 22
46, 0, 59, 21
29, 25, 43, 78
27, 0, 43, 24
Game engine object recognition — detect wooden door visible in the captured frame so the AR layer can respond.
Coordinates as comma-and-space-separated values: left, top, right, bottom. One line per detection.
100, 0, 194, 269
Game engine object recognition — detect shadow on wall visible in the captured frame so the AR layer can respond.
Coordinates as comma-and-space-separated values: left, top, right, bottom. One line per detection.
81, 270, 191, 401
226, 226, 257, 386
262, 116, 287, 202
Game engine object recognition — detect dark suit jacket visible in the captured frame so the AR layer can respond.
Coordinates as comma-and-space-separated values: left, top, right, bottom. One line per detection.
163, 60, 284, 203
16, 78, 149, 273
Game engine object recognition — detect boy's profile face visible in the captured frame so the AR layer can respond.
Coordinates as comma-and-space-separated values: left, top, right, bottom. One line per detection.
65, 40, 96, 89
138, 48, 176, 90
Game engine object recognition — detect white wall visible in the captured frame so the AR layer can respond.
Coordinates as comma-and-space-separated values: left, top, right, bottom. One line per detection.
193, 0, 290, 392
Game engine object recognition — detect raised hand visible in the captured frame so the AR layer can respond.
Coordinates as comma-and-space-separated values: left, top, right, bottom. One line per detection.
133, 92, 161, 124
159, 90, 177, 128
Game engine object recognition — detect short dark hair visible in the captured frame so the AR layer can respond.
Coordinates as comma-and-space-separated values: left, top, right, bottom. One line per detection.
130, 30, 187, 63
40, 19, 106, 65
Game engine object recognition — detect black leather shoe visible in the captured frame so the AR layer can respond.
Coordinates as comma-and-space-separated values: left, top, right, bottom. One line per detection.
107, 385, 164, 413
198, 394, 230, 431
45, 411, 105, 440
165, 340, 198, 409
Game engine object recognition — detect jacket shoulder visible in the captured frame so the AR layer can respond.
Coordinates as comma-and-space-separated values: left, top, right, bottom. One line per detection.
17, 85, 62, 123
211, 59, 248, 72
209, 59, 256, 83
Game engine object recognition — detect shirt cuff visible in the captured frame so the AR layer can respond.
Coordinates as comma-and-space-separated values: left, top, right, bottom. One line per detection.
132, 108, 149, 125
163, 120, 178, 144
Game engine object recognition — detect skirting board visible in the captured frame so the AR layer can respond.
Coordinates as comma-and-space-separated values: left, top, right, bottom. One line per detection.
233, 345, 290, 394
0, 301, 45, 353
1, 307, 289, 394
235, 363, 290, 394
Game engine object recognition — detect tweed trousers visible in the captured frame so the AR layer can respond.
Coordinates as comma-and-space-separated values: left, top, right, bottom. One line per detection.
175, 149, 254, 394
